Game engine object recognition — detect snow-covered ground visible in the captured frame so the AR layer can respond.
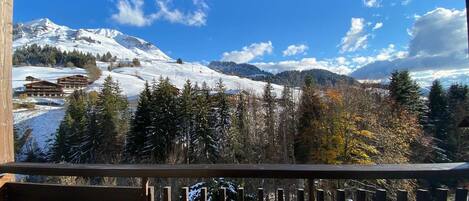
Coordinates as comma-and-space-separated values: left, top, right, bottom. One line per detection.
14, 105, 65, 154
11, 18, 287, 157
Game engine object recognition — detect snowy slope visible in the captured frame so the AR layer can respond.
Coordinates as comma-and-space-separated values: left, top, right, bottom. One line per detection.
14, 18, 170, 61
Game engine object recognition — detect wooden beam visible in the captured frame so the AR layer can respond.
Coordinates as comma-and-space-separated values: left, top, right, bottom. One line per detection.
0, 0, 14, 188
2, 162, 469, 179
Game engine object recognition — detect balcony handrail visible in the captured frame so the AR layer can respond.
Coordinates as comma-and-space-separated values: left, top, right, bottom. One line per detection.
1, 162, 469, 179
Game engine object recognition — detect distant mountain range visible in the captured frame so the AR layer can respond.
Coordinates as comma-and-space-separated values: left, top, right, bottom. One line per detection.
208, 61, 358, 87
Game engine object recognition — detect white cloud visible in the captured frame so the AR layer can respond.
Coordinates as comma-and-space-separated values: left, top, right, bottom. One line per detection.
111, 0, 155, 27
154, 0, 208, 26
373, 22, 383, 30
363, 0, 380, 8
111, 0, 209, 27
282, 44, 309, 56
339, 18, 369, 53
221, 41, 273, 63
254, 57, 353, 75
351, 8, 469, 79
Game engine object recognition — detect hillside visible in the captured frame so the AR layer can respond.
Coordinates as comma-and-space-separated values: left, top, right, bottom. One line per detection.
208, 61, 358, 87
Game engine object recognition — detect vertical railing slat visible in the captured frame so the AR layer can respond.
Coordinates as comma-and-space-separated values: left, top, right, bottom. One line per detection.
397, 190, 408, 201
278, 189, 285, 201
317, 189, 324, 201
436, 188, 448, 201
201, 187, 208, 201
416, 189, 430, 201
163, 186, 171, 201
374, 189, 386, 201
357, 189, 366, 201
456, 188, 468, 201
238, 187, 245, 201
219, 187, 227, 201
336, 189, 345, 201
258, 188, 264, 201
297, 189, 305, 201
181, 187, 189, 201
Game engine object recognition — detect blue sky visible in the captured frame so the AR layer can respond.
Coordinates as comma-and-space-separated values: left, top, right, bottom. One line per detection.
13, 0, 468, 76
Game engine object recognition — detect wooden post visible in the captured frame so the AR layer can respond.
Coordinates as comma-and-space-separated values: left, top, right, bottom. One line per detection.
456, 188, 468, 201
258, 188, 264, 201
374, 189, 386, 201
397, 190, 408, 201
237, 187, 245, 201
201, 187, 208, 201
277, 188, 284, 201
181, 187, 189, 201
336, 189, 345, 201
297, 189, 305, 201
0, 0, 15, 188
436, 188, 448, 201
316, 189, 324, 201
219, 187, 227, 201
163, 186, 171, 201
416, 189, 430, 201
356, 189, 366, 201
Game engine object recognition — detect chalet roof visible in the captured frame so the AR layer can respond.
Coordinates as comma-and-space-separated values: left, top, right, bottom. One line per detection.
58, 74, 88, 79
24, 80, 63, 87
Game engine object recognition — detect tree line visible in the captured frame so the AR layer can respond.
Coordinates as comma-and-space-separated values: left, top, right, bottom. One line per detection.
13, 44, 101, 81
42, 70, 469, 195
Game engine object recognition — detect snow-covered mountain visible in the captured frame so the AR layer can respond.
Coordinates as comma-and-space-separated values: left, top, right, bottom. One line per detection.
12, 19, 288, 156
14, 18, 170, 61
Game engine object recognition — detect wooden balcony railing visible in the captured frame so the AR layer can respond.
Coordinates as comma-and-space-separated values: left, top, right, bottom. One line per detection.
1, 162, 469, 201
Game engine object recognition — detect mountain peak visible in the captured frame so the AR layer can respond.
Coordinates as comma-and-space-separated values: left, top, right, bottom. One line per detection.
23, 18, 61, 29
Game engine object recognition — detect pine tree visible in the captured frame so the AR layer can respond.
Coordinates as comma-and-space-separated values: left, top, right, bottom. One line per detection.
125, 81, 152, 162
145, 77, 180, 163
446, 84, 469, 161
295, 76, 323, 163
81, 76, 129, 163
262, 81, 277, 162
230, 93, 250, 163
193, 82, 219, 163
214, 79, 231, 160
179, 80, 196, 163
389, 70, 423, 116
426, 80, 451, 162
278, 85, 296, 163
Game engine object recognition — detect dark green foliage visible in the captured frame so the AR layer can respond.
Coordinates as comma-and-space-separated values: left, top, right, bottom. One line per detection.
262, 81, 277, 162
13, 44, 96, 67
213, 79, 231, 159
50, 90, 88, 162
176, 58, 183, 64
256, 69, 358, 87
125, 81, 152, 162
294, 75, 323, 163
278, 84, 296, 163
389, 70, 423, 116
144, 77, 180, 163
179, 80, 196, 163
446, 84, 469, 161
14, 44, 101, 82
426, 80, 451, 162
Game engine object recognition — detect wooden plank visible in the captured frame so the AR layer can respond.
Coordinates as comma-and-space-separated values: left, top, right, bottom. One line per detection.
0, 0, 14, 188
397, 190, 408, 201
237, 187, 245, 201
258, 188, 264, 201
436, 188, 448, 201
456, 188, 468, 201
3, 182, 147, 201
374, 189, 386, 201
2, 163, 469, 179
163, 186, 171, 201
181, 187, 189, 201
297, 189, 305, 201
317, 189, 324, 201
277, 188, 284, 201
336, 189, 345, 201
416, 189, 430, 201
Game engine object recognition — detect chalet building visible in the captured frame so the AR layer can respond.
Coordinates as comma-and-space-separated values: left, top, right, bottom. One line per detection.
57, 75, 89, 89
25, 76, 41, 82
23, 80, 64, 97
